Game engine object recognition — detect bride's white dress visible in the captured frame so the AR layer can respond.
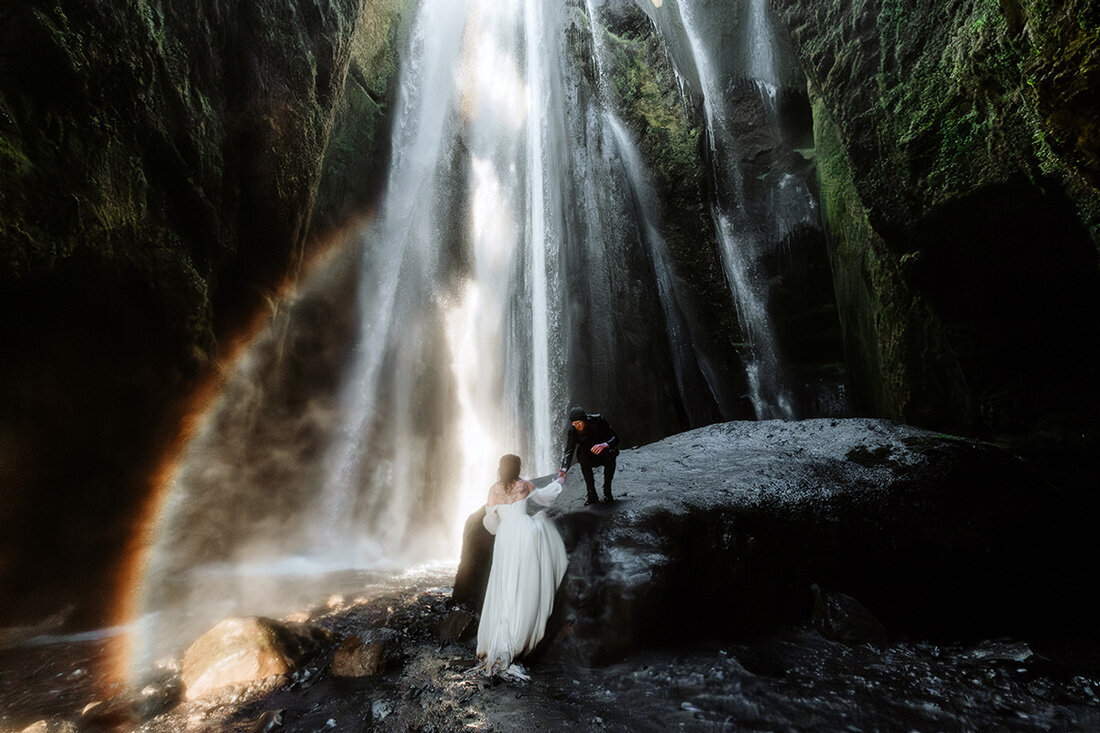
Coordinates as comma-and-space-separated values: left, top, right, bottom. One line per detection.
474, 481, 567, 678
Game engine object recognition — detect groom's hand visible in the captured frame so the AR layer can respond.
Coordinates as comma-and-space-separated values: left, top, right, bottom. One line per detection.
557, 467, 567, 479
591, 443, 608, 454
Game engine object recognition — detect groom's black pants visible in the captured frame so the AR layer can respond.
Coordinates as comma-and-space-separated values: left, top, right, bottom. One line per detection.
579, 452, 617, 502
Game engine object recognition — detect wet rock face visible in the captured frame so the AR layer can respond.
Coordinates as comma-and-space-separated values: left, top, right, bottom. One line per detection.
452, 507, 494, 610
768, 0, 1100, 436
0, 0, 408, 626
459, 419, 1097, 664
595, 1, 749, 424
330, 628, 402, 678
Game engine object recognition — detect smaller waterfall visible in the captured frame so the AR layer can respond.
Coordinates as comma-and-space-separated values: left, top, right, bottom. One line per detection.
524, 0, 558, 476
606, 114, 720, 425
674, 0, 796, 419
747, 0, 779, 105
743, 0, 819, 253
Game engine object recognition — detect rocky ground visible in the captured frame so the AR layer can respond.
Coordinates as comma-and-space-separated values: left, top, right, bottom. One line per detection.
5, 586, 1100, 732
4, 418, 1100, 731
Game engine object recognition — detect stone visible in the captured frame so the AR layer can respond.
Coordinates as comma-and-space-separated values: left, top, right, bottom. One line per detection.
810, 584, 889, 646
133, 666, 184, 719
18, 723, 77, 733
80, 694, 135, 728
181, 617, 329, 699
330, 628, 402, 678
246, 709, 286, 732
434, 609, 477, 641
452, 506, 494, 609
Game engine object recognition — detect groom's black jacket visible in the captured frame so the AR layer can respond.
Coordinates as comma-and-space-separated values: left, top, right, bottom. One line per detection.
560, 413, 619, 469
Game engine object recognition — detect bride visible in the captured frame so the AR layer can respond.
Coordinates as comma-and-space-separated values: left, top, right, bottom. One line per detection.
473, 454, 568, 679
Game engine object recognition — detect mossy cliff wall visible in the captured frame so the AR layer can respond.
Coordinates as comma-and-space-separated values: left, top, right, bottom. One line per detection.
0, 0, 408, 625
770, 0, 1100, 437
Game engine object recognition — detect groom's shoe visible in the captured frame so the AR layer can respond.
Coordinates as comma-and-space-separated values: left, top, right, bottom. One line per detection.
603, 489, 613, 502
584, 496, 599, 506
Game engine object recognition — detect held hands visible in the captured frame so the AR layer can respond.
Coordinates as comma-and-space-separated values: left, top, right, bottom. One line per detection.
557, 467, 568, 484
590, 442, 609, 455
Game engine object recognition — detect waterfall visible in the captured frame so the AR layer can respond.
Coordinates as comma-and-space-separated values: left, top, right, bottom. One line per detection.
667, 0, 819, 420
313, 0, 473, 562
747, 0, 779, 105
129, 0, 832, 673
605, 113, 721, 427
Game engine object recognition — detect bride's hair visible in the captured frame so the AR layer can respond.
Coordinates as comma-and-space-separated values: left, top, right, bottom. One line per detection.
497, 454, 522, 486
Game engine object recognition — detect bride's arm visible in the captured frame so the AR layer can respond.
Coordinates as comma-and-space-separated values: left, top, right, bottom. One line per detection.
482, 504, 502, 535
529, 480, 563, 507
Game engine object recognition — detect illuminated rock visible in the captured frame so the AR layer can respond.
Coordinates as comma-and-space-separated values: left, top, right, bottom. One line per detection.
181, 617, 328, 699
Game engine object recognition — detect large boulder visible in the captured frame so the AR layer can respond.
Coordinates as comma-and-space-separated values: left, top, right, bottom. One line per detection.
181, 617, 329, 699
452, 506, 493, 610
458, 419, 1096, 665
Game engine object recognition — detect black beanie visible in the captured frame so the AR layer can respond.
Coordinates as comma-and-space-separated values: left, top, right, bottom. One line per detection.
569, 406, 586, 422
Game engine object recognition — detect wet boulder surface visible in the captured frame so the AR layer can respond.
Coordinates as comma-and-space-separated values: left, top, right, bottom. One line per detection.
181, 617, 331, 700
534, 418, 1094, 663
454, 419, 1100, 667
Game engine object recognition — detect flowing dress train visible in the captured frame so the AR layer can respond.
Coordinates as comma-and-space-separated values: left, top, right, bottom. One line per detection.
474, 481, 567, 678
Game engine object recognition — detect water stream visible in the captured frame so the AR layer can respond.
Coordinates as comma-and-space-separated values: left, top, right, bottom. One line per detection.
668, 0, 819, 419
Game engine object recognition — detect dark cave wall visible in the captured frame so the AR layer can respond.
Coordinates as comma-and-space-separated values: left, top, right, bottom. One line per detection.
0, 0, 409, 625
769, 0, 1100, 437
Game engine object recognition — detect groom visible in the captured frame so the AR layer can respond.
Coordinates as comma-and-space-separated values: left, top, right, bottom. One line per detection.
557, 406, 620, 506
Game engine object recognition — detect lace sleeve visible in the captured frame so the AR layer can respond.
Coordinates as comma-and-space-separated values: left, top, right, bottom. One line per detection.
529, 480, 563, 507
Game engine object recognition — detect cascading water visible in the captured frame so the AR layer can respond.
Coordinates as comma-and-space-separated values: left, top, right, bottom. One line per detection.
605, 113, 721, 427
747, 0, 779, 104
130, 0, 655, 669
313, 0, 472, 563
664, 0, 820, 420
127, 0, 836, 674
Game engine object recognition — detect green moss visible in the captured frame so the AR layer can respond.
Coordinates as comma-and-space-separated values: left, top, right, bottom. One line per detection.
600, 23, 699, 188
0, 134, 33, 184
812, 90, 975, 427
310, 0, 410, 234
